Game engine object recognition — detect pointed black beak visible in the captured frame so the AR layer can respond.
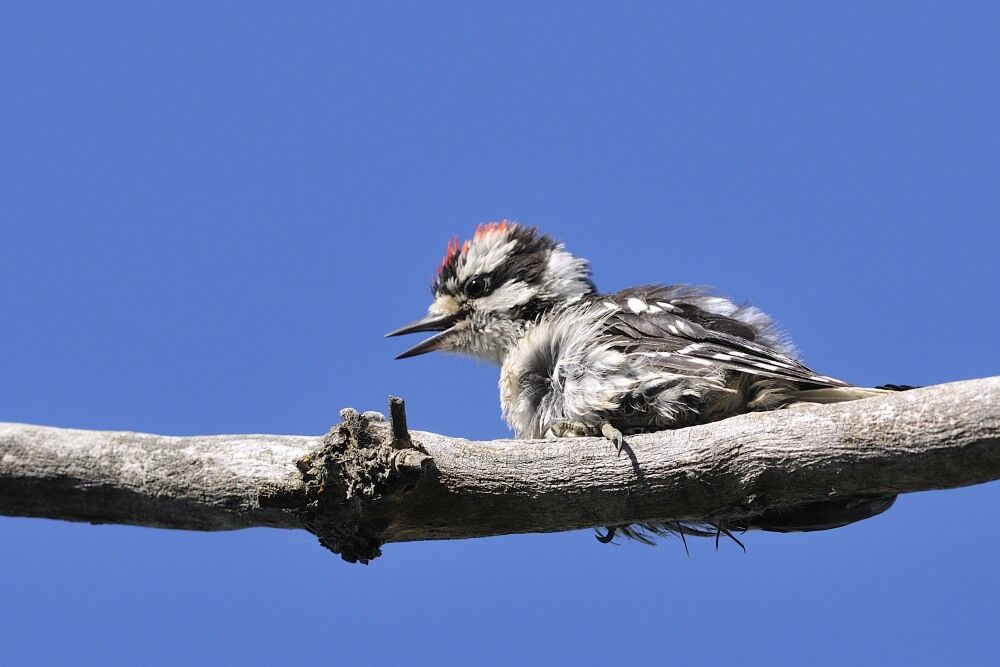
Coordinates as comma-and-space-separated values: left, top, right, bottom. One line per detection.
385, 312, 459, 338
386, 312, 461, 359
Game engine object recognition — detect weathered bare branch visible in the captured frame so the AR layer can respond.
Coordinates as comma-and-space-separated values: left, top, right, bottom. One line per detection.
1, 377, 998, 563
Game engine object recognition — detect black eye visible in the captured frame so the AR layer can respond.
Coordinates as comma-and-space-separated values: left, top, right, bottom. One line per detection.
465, 275, 489, 298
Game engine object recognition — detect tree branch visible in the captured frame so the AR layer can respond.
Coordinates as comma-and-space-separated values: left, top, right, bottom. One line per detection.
1, 378, 998, 563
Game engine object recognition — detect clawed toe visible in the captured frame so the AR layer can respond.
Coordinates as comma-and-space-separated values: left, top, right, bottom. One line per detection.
600, 422, 625, 456
595, 526, 617, 543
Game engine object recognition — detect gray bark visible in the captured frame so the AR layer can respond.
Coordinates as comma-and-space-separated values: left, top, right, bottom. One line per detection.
1, 377, 998, 563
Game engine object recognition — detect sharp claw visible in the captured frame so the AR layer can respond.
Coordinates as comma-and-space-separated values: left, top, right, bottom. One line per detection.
601, 422, 625, 456
714, 525, 747, 553
721, 527, 747, 553
595, 527, 617, 543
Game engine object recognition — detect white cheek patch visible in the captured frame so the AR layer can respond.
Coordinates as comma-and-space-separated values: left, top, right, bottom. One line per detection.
476, 281, 536, 310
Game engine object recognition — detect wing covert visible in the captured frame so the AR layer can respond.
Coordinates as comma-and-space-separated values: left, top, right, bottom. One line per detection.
599, 286, 848, 388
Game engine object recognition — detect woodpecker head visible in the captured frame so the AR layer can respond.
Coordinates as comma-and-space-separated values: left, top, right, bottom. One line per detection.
387, 222, 596, 364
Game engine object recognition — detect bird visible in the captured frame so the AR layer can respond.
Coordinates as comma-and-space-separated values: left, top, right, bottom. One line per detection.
387, 221, 899, 545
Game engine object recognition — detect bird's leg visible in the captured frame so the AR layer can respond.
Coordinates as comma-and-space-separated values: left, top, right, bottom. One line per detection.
595, 420, 627, 543
601, 421, 626, 456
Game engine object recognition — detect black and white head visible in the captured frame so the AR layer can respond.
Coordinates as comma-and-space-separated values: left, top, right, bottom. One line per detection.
387, 222, 595, 365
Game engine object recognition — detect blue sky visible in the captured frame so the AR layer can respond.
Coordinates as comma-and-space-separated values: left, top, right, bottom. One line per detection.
1, 2, 998, 665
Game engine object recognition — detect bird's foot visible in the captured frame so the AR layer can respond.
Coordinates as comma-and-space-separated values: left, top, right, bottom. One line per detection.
601, 421, 626, 456
595, 526, 617, 543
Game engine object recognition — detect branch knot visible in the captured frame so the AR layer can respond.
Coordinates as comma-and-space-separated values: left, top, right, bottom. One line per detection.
296, 398, 433, 563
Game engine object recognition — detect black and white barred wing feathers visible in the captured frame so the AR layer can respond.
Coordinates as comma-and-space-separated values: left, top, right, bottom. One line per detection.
597, 286, 850, 389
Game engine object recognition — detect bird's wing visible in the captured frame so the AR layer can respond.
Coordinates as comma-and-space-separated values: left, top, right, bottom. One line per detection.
597, 286, 849, 387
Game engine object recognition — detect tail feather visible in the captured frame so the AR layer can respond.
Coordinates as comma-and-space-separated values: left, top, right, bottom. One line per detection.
793, 382, 917, 404
793, 386, 893, 403
600, 493, 897, 547
747, 495, 897, 533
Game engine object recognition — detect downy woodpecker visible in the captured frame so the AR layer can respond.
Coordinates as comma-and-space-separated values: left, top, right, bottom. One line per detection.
387, 222, 897, 544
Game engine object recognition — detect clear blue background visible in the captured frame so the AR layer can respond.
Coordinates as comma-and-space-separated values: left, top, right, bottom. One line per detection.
2, 3, 998, 665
